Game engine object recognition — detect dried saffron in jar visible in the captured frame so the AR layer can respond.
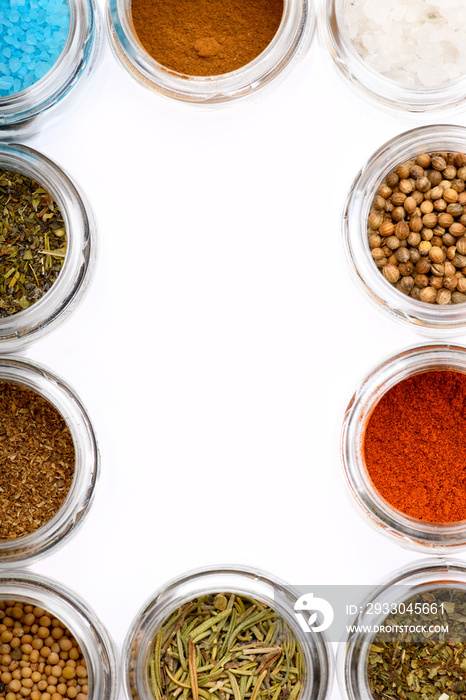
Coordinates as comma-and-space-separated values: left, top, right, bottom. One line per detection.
363, 370, 466, 523
130, 0, 284, 76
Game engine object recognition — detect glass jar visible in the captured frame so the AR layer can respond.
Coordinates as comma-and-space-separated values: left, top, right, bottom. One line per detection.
106, 0, 314, 105
340, 558, 466, 700
0, 355, 99, 565
0, 0, 101, 140
319, 0, 466, 115
0, 570, 118, 700
122, 565, 333, 700
343, 124, 466, 335
0, 143, 95, 351
342, 343, 466, 553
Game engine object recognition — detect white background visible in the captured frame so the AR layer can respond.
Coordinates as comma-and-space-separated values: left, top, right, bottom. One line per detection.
17, 1, 466, 697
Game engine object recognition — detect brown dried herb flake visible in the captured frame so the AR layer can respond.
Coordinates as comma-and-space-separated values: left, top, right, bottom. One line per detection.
0, 382, 75, 540
0, 168, 67, 317
367, 589, 466, 700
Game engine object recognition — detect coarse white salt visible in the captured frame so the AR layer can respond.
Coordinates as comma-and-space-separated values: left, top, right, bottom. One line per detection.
342, 0, 466, 88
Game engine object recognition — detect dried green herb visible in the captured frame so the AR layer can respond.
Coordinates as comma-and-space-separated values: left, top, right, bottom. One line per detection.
0, 168, 66, 317
0, 382, 75, 540
367, 589, 466, 700
149, 594, 305, 700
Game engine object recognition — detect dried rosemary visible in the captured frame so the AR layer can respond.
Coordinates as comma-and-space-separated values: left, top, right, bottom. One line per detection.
148, 594, 305, 700
367, 588, 466, 700
0, 382, 75, 540
0, 168, 67, 317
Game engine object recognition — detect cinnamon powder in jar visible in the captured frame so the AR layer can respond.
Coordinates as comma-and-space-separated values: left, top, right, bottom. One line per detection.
130, 0, 284, 76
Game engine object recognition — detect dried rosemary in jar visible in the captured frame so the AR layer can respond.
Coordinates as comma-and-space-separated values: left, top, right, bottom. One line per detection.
368, 151, 466, 305
148, 593, 305, 700
367, 588, 466, 700
0, 168, 66, 317
0, 382, 75, 540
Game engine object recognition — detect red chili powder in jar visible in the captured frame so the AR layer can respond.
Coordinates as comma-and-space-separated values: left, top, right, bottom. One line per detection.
363, 370, 466, 523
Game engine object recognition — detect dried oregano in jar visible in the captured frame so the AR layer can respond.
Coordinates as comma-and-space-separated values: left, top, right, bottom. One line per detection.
0, 383, 75, 541
0, 600, 88, 700
367, 588, 466, 700
368, 152, 466, 305
0, 169, 66, 317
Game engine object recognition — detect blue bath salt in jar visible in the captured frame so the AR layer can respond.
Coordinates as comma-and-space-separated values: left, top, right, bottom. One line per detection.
0, 0, 71, 97
0, 0, 101, 139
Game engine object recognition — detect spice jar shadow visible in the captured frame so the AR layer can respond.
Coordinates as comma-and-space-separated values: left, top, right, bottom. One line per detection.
122, 565, 333, 700
0, 356, 99, 565
341, 343, 466, 553
0, 143, 96, 351
344, 124, 466, 334
106, 0, 315, 105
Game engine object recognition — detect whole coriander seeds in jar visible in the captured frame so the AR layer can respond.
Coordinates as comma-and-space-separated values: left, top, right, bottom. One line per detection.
106, 0, 314, 105
319, 0, 466, 114
344, 124, 466, 334
342, 343, 466, 553
0, 355, 99, 565
123, 566, 333, 700
0, 0, 101, 140
0, 143, 95, 351
0, 571, 117, 700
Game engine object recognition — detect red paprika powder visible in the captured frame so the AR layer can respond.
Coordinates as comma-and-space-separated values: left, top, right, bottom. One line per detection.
363, 369, 466, 523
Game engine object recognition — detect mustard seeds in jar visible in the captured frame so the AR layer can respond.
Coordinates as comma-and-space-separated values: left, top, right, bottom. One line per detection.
0, 600, 88, 700
368, 151, 466, 305
0, 383, 74, 541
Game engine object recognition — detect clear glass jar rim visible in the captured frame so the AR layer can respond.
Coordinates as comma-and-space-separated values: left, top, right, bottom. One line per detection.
341, 558, 466, 700
0, 570, 118, 700
0, 143, 95, 350
0, 355, 99, 565
0, 0, 100, 126
342, 343, 466, 547
122, 565, 333, 700
319, 0, 466, 112
343, 124, 466, 331
106, 0, 314, 103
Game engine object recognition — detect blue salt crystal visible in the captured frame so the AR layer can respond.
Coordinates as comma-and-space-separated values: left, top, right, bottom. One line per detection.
0, 0, 70, 96
34, 60, 49, 79
0, 75, 14, 89
9, 56, 22, 73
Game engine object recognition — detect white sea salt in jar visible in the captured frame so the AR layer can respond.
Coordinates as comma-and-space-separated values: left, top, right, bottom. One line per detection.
319, 0, 466, 113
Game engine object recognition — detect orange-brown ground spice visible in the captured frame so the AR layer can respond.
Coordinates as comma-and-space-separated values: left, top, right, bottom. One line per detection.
0, 383, 75, 540
130, 0, 284, 76
363, 370, 466, 523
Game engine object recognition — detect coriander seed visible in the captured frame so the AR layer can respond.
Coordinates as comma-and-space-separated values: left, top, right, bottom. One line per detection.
367, 151, 466, 304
